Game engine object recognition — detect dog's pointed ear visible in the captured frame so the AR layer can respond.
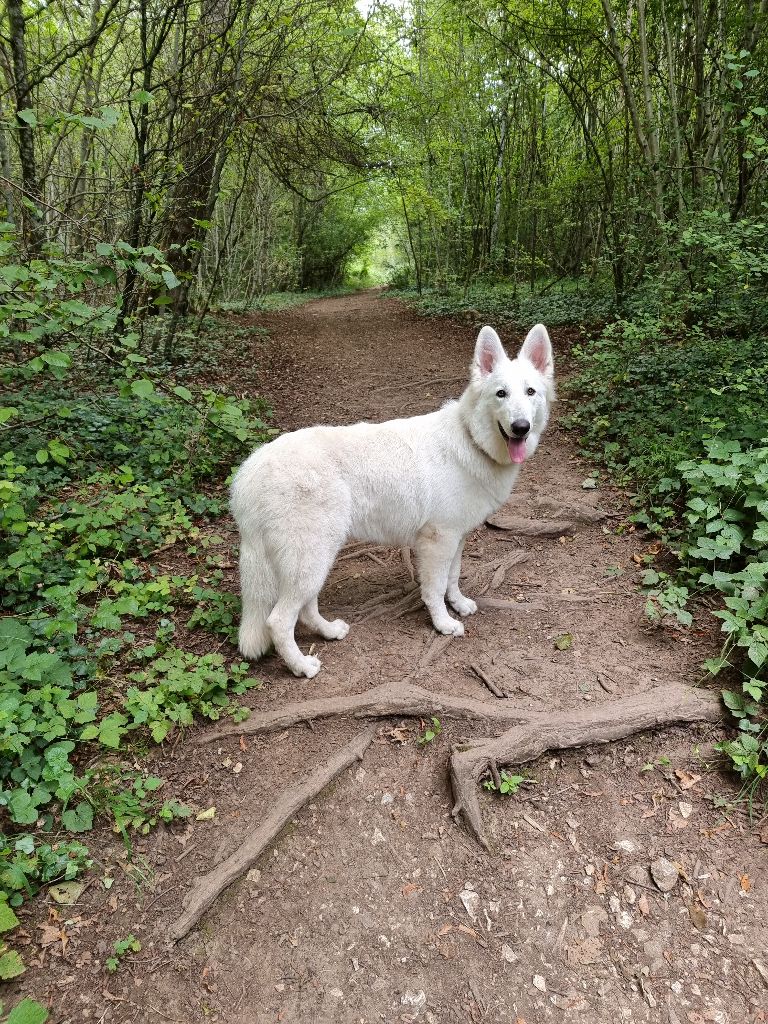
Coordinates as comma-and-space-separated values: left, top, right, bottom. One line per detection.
520, 324, 553, 377
475, 326, 506, 377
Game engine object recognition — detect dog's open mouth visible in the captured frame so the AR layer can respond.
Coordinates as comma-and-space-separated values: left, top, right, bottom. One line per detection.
498, 423, 527, 464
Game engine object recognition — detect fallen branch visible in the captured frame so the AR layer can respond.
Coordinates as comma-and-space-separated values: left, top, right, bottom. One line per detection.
195, 680, 537, 746
469, 663, 505, 699
449, 684, 723, 849
169, 727, 377, 941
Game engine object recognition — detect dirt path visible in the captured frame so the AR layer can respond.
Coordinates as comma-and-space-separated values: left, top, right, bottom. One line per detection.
25, 292, 768, 1023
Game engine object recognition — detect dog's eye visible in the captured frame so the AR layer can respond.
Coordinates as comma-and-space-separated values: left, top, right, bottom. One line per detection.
526, 387, 536, 396
495, 389, 507, 398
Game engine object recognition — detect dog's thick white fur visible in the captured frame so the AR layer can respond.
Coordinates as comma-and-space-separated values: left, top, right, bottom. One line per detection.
230, 324, 554, 678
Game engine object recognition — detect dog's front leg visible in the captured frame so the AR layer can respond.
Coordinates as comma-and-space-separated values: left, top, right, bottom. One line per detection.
415, 527, 465, 636
446, 537, 478, 617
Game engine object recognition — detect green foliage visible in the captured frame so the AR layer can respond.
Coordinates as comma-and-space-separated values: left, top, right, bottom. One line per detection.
674, 441, 768, 779
391, 280, 614, 330
0, 834, 91, 904
417, 717, 442, 745
106, 934, 141, 973
102, 772, 192, 839
122, 651, 254, 743
187, 580, 241, 644
482, 771, 528, 796
0, 225, 179, 376
3, 999, 49, 1024
1, 241, 271, 930
567, 215, 768, 791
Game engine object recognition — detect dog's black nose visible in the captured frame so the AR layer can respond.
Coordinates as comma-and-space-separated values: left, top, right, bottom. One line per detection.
510, 418, 530, 437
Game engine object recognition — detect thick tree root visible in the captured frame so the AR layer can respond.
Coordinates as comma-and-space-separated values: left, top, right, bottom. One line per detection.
485, 514, 576, 535
196, 680, 537, 746
449, 683, 723, 849
181, 684, 723, 937
169, 727, 376, 942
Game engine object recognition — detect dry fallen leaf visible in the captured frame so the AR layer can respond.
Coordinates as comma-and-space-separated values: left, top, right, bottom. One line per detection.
386, 726, 410, 745
49, 882, 84, 905
39, 923, 68, 954
638, 893, 650, 917
741, 874, 751, 893
675, 769, 702, 790
592, 863, 610, 895
668, 807, 690, 830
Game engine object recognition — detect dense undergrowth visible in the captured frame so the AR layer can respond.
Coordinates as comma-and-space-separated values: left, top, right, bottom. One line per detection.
390, 278, 614, 330
395, 210, 768, 795
0, 231, 277, 988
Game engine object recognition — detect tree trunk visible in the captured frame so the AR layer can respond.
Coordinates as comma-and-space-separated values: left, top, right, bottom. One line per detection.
6, 0, 45, 250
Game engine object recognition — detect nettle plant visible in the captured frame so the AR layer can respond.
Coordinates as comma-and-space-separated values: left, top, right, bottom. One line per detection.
648, 438, 768, 781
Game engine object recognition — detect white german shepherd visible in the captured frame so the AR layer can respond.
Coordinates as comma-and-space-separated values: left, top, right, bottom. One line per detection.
230, 324, 554, 678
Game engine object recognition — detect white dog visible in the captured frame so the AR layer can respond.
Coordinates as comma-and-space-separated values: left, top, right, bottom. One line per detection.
230, 324, 554, 678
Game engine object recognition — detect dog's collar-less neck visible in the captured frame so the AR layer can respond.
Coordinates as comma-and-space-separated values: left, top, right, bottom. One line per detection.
460, 412, 507, 469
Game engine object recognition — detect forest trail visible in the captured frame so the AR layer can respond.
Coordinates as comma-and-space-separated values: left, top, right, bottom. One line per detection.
32, 293, 767, 1023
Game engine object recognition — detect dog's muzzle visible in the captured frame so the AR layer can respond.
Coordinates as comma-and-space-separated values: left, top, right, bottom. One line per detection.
498, 421, 529, 464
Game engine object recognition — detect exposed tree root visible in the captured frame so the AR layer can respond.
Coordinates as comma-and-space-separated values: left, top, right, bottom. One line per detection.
449, 684, 723, 849
169, 727, 376, 942
401, 546, 415, 581
196, 680, 537, 746
354, 583, 420, 622
182, 684, 723, 938
476, 596, 547, 612
485, 514, 576, 535
532, 499, 608, 524
417, 633, 454, 670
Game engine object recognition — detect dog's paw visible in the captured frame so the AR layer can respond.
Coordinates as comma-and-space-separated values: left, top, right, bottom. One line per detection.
436, 617, 464, 637
291, 654, 322, 679
324, 618, 350, 640
450, 596, 478, 617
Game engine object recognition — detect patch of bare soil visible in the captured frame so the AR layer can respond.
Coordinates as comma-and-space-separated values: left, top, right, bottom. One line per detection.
16, 292, 768, 1024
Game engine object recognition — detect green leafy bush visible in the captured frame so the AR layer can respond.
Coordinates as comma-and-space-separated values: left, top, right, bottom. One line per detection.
0, 236, 273, 941
391, 279, 615, 329
566, 212, 768, 790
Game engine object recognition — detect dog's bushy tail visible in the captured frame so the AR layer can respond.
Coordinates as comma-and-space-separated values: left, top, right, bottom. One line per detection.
237, 535, 276, 660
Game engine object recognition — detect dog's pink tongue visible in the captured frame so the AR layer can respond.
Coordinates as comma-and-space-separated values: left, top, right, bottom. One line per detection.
507, 437, 527, 464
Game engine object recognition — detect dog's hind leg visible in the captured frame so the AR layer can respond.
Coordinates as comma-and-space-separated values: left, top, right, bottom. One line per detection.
446, 537, 478, 617
415, 527, 465, 636
266, 533, 345, 679
299, 597, 350, 641
267, 595, 323, 679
